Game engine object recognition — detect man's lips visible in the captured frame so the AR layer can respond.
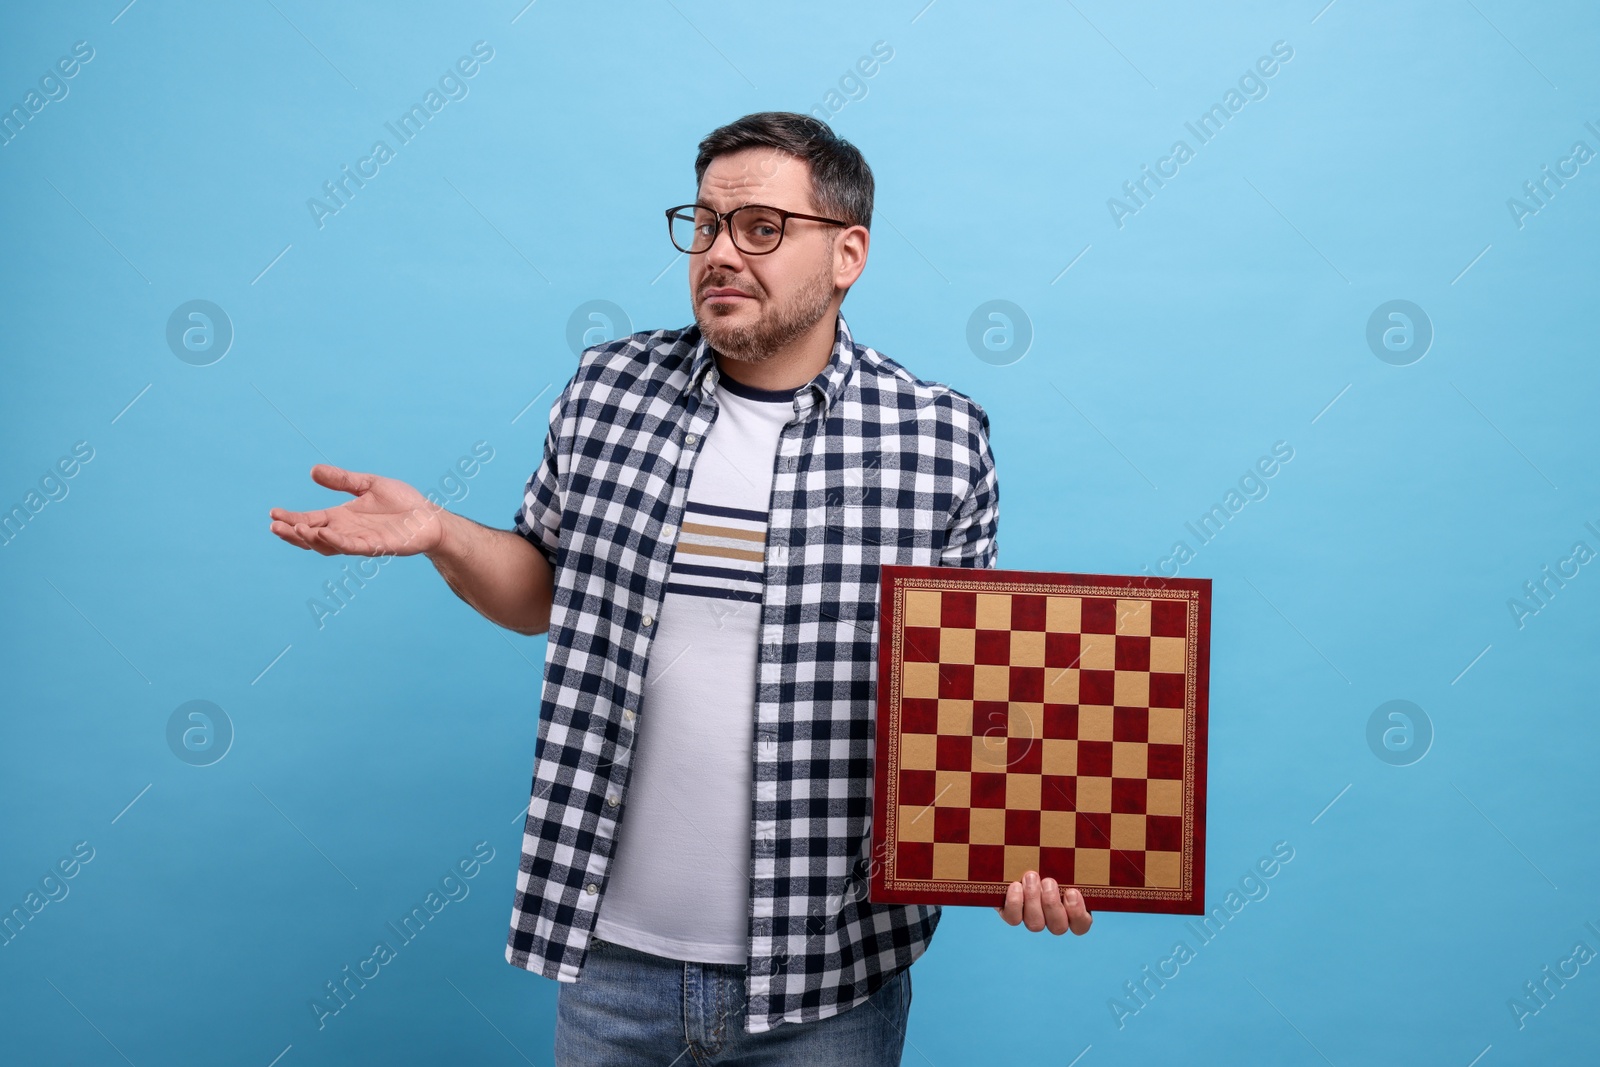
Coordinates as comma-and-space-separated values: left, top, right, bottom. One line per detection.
703, 288, 755, 303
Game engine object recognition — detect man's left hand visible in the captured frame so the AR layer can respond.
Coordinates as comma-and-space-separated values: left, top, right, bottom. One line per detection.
994, 870, 1093, 935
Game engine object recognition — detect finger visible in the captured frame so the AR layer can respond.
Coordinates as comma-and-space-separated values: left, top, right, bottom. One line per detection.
299, 525, 340, 557
1020, 871, 1046, 932
310, 464, 375, 498
269, 506, 329, 528
998, 881, 1023, 925
270, 516, 380, 557
1040, 877, 1071, 936
300, 523, 360, 557
269, 519, 316, 551
1062, 886, 1094, 936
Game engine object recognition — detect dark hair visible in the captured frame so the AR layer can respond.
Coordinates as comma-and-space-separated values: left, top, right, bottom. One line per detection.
694, 112, 874, 231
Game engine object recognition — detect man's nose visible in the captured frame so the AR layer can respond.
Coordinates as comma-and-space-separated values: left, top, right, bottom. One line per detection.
703, 221, 745, 272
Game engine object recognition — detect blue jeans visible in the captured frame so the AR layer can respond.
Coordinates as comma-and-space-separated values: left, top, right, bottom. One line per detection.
554, 935, 913, 1066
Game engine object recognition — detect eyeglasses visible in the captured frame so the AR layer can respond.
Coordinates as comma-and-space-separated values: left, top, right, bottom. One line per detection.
665, 203, 850, 256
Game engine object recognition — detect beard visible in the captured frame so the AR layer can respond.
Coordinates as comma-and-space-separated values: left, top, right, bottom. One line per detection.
693, 249, 837, 365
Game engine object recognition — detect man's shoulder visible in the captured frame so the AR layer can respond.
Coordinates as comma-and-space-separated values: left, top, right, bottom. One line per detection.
571, 325, 701, 387
851, 340, 992, 435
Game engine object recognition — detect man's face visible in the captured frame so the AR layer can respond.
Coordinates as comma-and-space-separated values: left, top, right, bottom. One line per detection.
689, 147, 840, 365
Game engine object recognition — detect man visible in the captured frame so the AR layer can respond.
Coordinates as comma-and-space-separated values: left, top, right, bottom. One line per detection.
269, 111, 1091, 1064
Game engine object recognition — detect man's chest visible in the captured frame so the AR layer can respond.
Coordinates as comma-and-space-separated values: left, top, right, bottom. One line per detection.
560, 393, 955, 580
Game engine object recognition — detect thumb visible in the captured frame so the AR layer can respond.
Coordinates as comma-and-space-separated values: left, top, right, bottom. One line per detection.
310, 464, 375, 498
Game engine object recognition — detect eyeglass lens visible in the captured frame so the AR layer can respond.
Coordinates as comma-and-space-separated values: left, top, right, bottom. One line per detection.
670, 206, 786, 254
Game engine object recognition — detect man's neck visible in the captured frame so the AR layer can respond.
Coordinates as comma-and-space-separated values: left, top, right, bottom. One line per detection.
714, 308, 841, 393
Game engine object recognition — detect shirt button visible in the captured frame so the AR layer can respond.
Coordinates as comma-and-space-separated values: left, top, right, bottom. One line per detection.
623, 708, 636, 723
685, 433, 698, 445
642, 614, 654, 627
606, 794, 619, 807
585, 883, 598, 895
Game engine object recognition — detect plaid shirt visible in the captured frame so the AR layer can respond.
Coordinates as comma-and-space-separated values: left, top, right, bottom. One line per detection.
505, 312, 999, 1033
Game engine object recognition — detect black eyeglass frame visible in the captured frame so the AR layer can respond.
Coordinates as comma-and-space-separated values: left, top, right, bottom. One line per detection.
664, 202, 852, 256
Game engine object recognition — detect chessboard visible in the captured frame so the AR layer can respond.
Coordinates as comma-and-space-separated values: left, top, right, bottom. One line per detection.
870, 566, 1211, 915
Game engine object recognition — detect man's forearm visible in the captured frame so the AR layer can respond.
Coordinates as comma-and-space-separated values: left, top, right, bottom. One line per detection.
427, 510, 554, 636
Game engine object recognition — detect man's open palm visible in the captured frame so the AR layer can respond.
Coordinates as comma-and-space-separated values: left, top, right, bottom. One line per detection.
269, 464, 444, 558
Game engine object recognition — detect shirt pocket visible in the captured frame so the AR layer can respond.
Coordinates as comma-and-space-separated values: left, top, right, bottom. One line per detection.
822, 499, 940, 567
816, 453, 941, 566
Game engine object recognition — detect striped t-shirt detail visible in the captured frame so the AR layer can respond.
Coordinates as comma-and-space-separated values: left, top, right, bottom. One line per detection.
667, 501, 768, 603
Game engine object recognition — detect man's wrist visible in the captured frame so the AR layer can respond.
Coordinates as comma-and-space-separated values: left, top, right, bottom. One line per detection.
424, 506, 467, 563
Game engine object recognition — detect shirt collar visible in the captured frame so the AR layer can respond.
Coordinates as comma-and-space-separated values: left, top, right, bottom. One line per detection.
687, 312, 858, 419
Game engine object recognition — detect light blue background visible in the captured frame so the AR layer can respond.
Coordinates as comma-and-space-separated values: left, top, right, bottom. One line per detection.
3, 1, 1597, 1063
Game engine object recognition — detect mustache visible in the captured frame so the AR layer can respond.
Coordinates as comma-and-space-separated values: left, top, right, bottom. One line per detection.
699, 274, 759, 298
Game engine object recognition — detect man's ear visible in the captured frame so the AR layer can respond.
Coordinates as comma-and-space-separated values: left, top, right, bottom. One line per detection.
832, 226, 869, 290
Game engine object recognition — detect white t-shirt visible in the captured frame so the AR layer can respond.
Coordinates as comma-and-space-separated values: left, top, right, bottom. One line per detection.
592, 370, 796, 963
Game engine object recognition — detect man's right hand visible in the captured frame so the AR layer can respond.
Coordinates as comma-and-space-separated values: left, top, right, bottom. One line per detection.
269, 462, 554, 636
269, 464, 445, 558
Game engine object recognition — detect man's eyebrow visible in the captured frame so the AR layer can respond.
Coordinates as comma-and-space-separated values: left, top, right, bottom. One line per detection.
695, 199, 797, 212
